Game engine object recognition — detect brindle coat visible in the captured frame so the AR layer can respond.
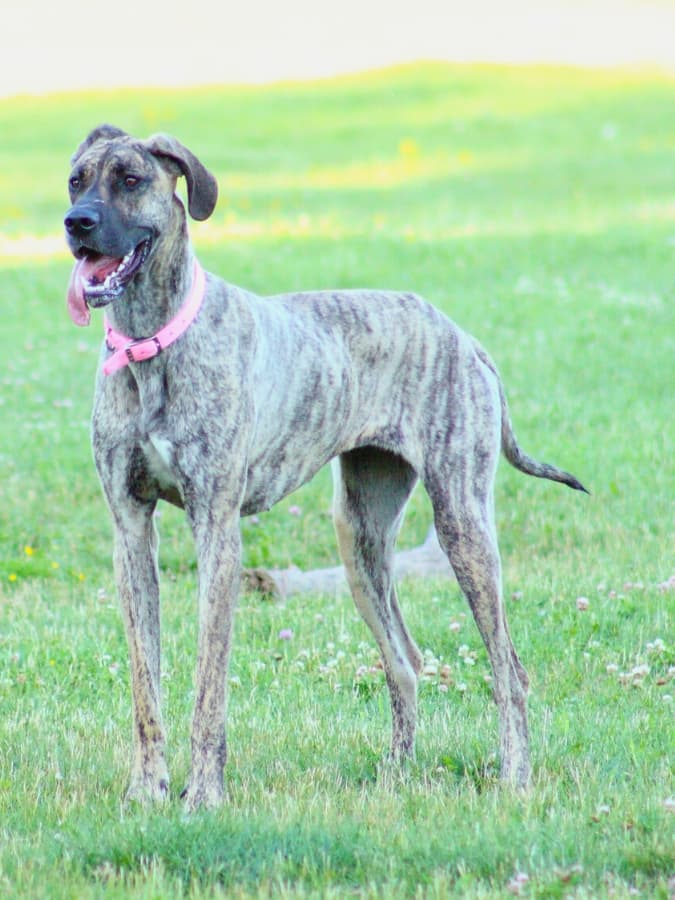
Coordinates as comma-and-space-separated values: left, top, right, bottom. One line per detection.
64, 126, 587, 810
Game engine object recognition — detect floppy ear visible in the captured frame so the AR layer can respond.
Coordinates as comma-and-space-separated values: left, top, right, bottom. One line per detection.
144, 133, 218, 221
71, 124, 128, 165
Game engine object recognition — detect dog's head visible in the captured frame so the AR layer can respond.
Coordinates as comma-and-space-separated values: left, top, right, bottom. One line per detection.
64, 125, 218, 325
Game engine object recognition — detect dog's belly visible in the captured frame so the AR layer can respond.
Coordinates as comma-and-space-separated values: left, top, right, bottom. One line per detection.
241, 440, 338, 516
240, 375, 424, 516
242, 400, 352, 515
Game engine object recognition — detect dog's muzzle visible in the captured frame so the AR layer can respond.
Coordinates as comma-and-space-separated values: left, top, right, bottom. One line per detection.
64, 204, 153, 326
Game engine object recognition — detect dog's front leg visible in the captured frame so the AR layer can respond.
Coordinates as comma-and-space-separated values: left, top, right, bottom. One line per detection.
112, 503, 169, 804
181, 506, 241, 811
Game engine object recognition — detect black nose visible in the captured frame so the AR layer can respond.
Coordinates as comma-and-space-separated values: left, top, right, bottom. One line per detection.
64, 203, 102, 237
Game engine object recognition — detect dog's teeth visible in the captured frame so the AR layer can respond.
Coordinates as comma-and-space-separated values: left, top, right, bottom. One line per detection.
80, 246, 141, 299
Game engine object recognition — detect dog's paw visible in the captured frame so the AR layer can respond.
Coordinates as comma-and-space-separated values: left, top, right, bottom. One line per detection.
499, 749, 531, 790
180, 778, 224, 812
125, 773, 170, 806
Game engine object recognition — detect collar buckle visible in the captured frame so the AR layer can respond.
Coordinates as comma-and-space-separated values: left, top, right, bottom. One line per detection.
124, 335, 163, 364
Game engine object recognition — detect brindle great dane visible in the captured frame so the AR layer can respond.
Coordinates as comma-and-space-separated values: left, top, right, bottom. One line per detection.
64, 125, 587, 810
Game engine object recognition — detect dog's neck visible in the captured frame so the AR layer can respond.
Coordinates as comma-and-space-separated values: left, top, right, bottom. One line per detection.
105, 231, 196, 340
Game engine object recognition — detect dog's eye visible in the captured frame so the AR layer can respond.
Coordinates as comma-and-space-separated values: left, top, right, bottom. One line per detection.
124, 175, 141, 189
69, 176, 81, 191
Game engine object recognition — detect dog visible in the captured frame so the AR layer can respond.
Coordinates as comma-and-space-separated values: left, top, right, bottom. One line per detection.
64, 125, 587, 810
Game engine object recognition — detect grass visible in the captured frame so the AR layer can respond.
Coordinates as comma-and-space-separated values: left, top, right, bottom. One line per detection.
0, 63, 673, 896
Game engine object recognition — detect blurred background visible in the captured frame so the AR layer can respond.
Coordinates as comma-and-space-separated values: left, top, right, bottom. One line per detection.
2, 0, 674, 96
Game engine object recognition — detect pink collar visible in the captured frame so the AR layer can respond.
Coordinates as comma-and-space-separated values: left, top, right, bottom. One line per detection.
102, 260, 206, 376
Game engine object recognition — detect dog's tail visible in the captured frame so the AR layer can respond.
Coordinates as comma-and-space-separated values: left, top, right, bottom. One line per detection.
473, 341, 589, 494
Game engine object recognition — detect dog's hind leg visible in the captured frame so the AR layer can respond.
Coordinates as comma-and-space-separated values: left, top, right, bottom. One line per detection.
332, 448, 421, 759
432, 497, 530, 787
424, 383, 530, 787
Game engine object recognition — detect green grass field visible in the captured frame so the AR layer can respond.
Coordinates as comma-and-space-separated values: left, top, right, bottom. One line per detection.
0, 64, 673, 897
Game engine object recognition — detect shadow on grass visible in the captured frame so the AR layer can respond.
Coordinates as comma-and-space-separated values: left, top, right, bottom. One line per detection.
64, 755, 508, 893
70, 813, 453, 893
73, 800, 673, 894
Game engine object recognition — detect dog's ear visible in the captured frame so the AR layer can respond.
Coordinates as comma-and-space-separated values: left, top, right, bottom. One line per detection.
144, 134, 218, 221
71, 124, 128, 165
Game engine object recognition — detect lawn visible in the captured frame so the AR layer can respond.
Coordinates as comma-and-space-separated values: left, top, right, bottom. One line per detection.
0, 63, 673, 897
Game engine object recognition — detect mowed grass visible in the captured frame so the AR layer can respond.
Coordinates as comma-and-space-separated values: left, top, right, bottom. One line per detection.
0, 64, 673, 897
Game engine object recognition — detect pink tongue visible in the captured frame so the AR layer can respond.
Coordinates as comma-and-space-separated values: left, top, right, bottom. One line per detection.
66, 255, 122, 327
66, 260, 90, 326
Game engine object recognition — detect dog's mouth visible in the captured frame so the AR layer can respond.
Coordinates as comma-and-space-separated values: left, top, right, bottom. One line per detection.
67, 238, 152, 326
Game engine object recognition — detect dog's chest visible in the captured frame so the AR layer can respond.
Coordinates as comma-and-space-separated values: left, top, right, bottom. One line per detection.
142, 432, 179, 491
129, 374, 184, 492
